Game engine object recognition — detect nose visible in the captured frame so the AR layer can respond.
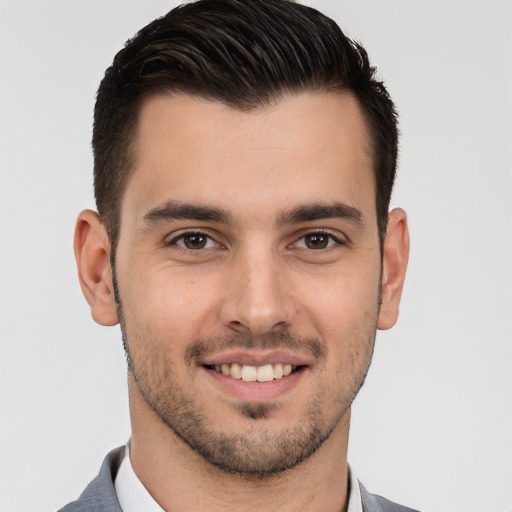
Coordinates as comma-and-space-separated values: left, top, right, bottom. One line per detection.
219, 245, 295, 336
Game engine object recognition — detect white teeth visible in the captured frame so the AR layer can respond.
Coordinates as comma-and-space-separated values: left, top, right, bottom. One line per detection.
273, 363, 284, 379
230, 363, 242, 379
256, 364, 274, 382
241, 365, 257, 382
210, 362, 299, 381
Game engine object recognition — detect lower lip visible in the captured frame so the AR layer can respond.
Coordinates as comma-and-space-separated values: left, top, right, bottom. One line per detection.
203, 366, 307, 401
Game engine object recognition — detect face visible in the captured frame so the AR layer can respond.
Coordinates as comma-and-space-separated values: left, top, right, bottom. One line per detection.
111, 92, 388, 474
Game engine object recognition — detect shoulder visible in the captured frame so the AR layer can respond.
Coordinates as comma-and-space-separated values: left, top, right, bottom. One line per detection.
359, 481, 421, 512
58, 446, 125, 512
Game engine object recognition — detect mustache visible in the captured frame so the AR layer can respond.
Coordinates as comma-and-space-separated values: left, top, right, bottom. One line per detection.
185, 332, 326, 363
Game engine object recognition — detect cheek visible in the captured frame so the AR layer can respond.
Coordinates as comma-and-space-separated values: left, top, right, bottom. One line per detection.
298, 264, 381, 338
121, 267, 223, 343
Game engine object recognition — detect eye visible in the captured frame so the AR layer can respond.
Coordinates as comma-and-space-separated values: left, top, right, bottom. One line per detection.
173, 232, 217, 250
295, 232, 340, 250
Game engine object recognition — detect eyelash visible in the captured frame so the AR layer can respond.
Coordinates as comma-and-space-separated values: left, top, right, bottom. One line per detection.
166, 230, 346, 251
167, 231, 221, 250
293, 230, 346, 250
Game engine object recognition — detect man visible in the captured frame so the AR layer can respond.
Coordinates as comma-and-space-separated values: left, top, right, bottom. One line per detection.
62, 0, 412, 510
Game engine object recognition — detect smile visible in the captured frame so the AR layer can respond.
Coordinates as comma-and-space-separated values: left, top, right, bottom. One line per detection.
205, 363, 299, 382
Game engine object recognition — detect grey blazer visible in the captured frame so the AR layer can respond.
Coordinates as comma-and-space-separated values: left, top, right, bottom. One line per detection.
58, 446, 419, 512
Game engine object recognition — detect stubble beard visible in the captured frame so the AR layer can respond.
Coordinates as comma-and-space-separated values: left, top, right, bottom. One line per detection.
113, 268, 377, 476
121, 324, 376, 476
128, 350, 331, 476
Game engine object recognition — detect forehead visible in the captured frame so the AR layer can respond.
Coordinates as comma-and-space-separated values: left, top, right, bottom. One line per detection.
123, 92, 375, 225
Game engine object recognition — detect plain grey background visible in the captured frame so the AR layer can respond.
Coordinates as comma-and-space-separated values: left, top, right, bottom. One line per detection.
0, 1, 511, 511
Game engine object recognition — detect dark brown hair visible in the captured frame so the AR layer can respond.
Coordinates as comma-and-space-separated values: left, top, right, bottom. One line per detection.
93, 0, 398, 250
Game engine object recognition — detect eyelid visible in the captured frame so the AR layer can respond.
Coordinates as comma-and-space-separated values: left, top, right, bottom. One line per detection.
291, 229, 349, 249
163, 228, 348, 250
165, 229, 220, 249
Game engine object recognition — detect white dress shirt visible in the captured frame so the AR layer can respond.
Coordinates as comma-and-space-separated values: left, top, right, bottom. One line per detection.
115, 444, 363, 512
115, 445, 165, 512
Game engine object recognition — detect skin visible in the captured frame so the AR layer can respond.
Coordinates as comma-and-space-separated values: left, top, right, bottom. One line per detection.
74, 92, 409, 512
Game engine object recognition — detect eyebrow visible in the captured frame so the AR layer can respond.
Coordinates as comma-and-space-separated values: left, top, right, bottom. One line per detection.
141, 200, 363, 228
277, 202, 363, 226
143, 200, 233, 225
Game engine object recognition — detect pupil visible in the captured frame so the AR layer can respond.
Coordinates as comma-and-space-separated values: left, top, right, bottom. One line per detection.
306, 234, 328, 249
185, 234, 207, 249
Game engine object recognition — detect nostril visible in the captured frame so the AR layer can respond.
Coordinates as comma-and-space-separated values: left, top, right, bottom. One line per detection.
271, 321, 288, 331
225, 319, 291, 336
226, 320, 249, 333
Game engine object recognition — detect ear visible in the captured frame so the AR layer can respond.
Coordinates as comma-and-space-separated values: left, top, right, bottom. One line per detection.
74, 209, 119, 326
377, 208, 410, 330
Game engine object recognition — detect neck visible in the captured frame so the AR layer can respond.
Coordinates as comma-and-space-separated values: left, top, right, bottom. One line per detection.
128, 378, 351, 512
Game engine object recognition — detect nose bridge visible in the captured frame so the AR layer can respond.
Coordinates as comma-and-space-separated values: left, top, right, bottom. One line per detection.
220, 240, 293, 335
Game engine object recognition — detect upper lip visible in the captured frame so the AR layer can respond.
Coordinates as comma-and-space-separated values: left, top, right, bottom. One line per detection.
200, 350, 313, 367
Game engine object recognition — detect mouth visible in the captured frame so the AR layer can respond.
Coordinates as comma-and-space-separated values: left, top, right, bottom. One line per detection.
199, 350, 312, 401
204, 362, 304, 382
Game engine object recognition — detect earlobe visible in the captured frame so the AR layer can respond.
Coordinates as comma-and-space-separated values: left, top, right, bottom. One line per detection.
377, 208, 410, 330
74, 209, 119, 326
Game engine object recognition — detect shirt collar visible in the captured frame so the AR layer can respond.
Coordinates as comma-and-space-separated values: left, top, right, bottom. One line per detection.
115, 444, 363, 512
115, 444, 165, 512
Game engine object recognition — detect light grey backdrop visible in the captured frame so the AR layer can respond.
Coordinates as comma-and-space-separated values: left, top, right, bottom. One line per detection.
0, 1, 511, 511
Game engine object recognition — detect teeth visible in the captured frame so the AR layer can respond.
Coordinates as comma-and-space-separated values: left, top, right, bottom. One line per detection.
256, 364, 274, 382
241, 365, 257, 382
210, 363, 298, 381
230, 363, 242, 379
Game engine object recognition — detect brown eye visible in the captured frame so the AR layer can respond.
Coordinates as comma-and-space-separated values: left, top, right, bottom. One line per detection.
175, 232, 215, 250
304, 233, 331, 249
184, 234, 207, 249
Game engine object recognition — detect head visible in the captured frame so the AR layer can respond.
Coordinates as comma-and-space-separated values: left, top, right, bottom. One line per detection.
93, 0, 398, 256
76, 0, 409, 478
